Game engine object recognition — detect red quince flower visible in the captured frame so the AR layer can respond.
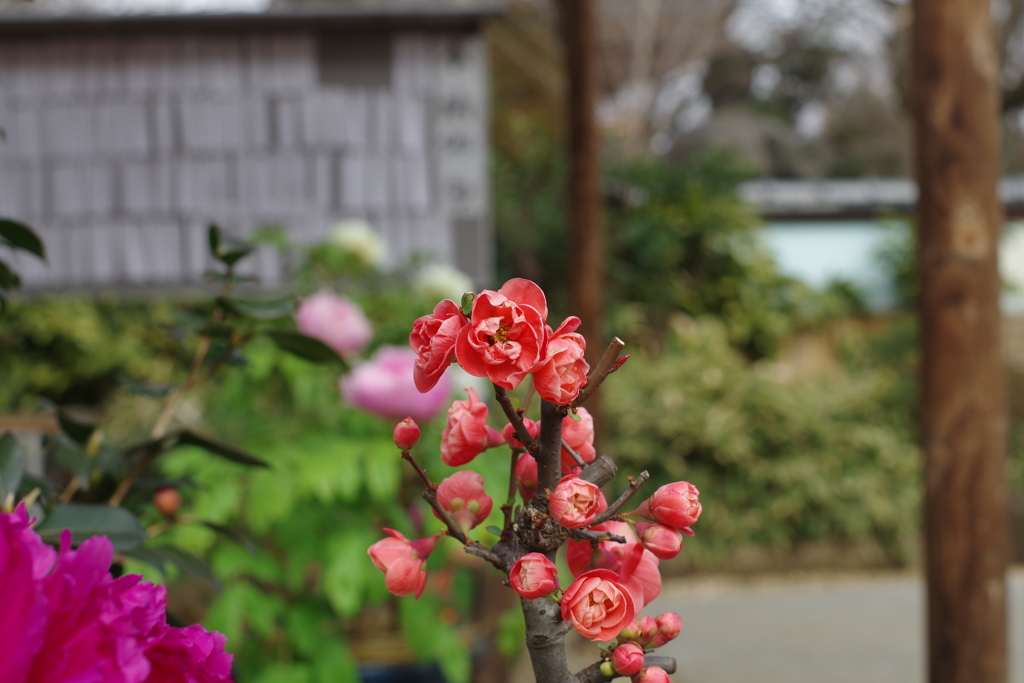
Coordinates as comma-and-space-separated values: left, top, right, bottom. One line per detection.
455, 278, 549, 390
434, 470, 493, 532
549, 476, 605, 529
410, 299, 466, 393
367, 529, 440, 599
532, 316, 589, 405
440, 387, 495, 467
566, 521, 662, 610
561, 408, 597, 473
561, 569, 637, 642
509, 553, 560, 600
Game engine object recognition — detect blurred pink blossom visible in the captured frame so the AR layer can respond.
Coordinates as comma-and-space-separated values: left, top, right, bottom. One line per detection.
0, 504, 233, 683
341, 345, 452, 422
295, 291, 373, 358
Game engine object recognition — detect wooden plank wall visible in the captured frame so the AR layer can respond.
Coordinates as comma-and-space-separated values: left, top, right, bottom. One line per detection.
0, 29, 492, 291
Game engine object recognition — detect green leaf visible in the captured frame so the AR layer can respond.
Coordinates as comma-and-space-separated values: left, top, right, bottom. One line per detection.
0, 219, 45, 259
323, 530, 372, 618
121, 375, 174, 398
58, 410, 95, 445
176, 430, 269, 467
495, 606, 526, 659
312, 644, 359, 683
0, 259, 21, 289
364, 442, 401, 503
0, 433, 26, 499
207, 224, 253, 267
486, 525, 502, 537
265, 331, 348, 367
47, 434, 91, 483
217, 295, 296, 320
461, 291, 475, 315
124, 545, 221, 589
36, 504, 148, 551
196, 323, 234, 338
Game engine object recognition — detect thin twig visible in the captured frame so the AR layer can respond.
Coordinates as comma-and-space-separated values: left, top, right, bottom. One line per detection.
589, 471, 650, 526
494, 384, 539, 453
503, 446, 521, 540
58, 475, 81, 504
401, 451, 436, 490
568, 528, 627, 545
561, 438, 586, 468
400, 451, 468, 545
572, 337, 626, 408
574, 656, 677, 683
522, 377, 537, 414
464, 542, 508, 570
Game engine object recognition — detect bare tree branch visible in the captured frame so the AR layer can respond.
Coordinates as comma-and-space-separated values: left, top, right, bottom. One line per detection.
572, 337, 625, 408
590, 471, 650, 526
495, 384, 539, 454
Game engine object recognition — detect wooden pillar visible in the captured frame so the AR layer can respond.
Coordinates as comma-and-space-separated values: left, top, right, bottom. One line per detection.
558, 0, 605, 368
912, 1, 1009, 681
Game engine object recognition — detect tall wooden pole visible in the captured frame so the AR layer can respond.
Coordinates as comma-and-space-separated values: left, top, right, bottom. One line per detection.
559, 0, 604, 368
912, 1, 1009, 682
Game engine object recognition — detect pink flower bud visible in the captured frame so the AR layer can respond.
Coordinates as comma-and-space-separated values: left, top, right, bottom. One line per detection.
367, 529, 440, 599
649, 612, 682, 648
502, 418, 540, 449
637, 615, 659, 646
636, 481, 701, 531
611, 642, 645, 676
486, 427, 505, 449
611, 354, 630, 372
434, 471, 493, 532
393, 418, 421, 451
509, 552, 559, 599
549, 476, 603, 529
515, 453, 538, 501
635, 522, 684, 560
633, 666, 670, 683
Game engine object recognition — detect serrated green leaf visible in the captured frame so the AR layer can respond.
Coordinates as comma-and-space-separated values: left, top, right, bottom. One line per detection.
285, 601, 330, 658
485, 525, 502, 537
0, 219, 45, 259
364, 443, 401, 503
265, 331, 348, 367
217, 295, 296, 320
0, 433, 26, 499
36, 504, 147, 551
246, 470, 294, 534
47, 434, 91, 483
312, 644, 358, 683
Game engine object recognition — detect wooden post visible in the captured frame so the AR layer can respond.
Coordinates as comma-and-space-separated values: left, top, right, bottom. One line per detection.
912, 1, 1009, 682
558, 0, 604, 368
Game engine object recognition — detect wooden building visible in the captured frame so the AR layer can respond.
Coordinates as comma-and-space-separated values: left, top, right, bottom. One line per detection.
0, 1, 499, 291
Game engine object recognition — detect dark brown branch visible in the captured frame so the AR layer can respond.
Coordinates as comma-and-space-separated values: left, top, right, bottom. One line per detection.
572, 337, 625, 408
574, 656, 677, 683
534, 400, 565, 505
590, 471, 650, 526
401, 451, 436, 490
464, 541, 509, 570
523, 595, 574, 683
494, 384, 539, 454
561, 438, 586, 468
402, 452, 468, 545
568, 528, 627, 544
580, 455, 617, 488
503, 445, 522, 541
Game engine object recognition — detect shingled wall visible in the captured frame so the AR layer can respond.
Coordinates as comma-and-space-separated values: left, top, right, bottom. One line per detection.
0, 27, 491, 291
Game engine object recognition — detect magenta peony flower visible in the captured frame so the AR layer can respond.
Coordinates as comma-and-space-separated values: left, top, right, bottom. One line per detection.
341, 345, 453, 422
295, 291, 373, 358
0, 504, 233, 683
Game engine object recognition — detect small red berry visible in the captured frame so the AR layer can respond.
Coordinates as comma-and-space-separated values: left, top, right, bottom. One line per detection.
153, 488, 182, 517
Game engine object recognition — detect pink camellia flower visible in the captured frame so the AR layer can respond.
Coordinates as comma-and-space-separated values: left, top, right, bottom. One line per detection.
549, 476, 605, 529
634, 522, 684, 560
561, 409, 596, 473
410, 299, 467, 393
635, 481, 702, 532
455, 278, 549, 390
633, 666, 671, 683
342, 346, 452, 422
560, 569, 637, 641
515, 453, 538, 501
0, 505, 233, 683
367, 529, 441, 600
532, 316, 589, 405
295, 291, 373, 358
393, 417, 421, 451
440, 387, 499, 466
611, 642, 645, 676
502, 418, 540, 449
649, 611, 682, 648
509, 553, 559, 600
566, 521, 662, 610
434, 471, 493, 532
